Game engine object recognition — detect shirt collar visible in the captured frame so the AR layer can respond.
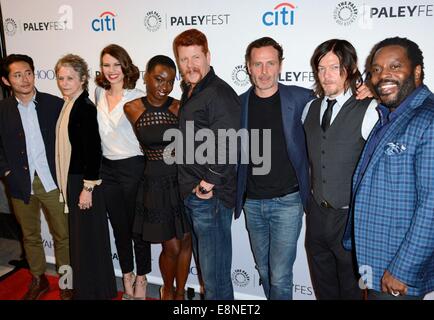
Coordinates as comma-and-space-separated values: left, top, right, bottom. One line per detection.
15, 89, 37, 106
181, 66, 216, 99
324, 89, 352, 107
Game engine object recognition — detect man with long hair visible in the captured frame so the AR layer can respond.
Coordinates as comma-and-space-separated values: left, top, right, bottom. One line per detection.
303, 39, 378, 299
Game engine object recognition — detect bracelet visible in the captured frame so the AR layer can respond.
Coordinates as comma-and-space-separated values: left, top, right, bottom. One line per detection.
198, 185, 211, 194
83, 185, 94, 192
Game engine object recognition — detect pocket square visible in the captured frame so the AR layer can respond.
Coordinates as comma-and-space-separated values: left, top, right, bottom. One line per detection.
384, 142, 406, 155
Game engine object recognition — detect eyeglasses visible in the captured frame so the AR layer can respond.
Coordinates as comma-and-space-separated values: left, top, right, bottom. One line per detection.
10, 70, 33, 80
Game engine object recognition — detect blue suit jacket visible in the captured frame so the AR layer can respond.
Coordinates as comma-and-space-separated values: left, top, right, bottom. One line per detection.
235, 83, 314, 219
343, 85, 434, 296
0, 91, 63, 203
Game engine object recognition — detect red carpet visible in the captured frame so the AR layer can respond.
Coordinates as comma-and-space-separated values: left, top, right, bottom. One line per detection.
0, 269, 123, 300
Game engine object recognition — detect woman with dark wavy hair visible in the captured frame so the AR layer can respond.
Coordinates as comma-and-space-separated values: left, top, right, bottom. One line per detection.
95, 44, 151, 300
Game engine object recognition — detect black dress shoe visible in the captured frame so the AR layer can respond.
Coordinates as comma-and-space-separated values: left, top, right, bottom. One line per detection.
60, 288, 73, 300
22, 274, 49, 300
8, 258, 29, 269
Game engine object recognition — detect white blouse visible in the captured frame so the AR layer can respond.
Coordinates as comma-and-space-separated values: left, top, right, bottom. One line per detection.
95, 87, 145, 160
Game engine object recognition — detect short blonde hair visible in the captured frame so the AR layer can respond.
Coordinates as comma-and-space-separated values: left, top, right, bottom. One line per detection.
55, 54, 89, 91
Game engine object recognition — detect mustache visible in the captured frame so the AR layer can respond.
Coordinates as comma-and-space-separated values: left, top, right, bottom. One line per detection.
184, 67, 201, 74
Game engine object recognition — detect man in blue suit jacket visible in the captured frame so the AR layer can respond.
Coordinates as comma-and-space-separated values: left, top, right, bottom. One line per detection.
343, 37, 434, 299
0, 54, 70, 300
235, 37, 314, 300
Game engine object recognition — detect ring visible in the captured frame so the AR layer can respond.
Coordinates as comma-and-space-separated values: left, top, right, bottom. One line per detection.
391, 290, 400, 297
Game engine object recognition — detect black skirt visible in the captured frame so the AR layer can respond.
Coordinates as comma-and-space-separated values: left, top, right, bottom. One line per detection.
132, 161, 190, 242
67, 174, 117, 300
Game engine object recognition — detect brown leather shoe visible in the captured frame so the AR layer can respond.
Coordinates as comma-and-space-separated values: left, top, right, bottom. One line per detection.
60, 288, 73, 300
22, 274, 49, 300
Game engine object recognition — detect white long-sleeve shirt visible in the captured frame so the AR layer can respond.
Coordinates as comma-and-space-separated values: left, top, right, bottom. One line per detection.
96, 87, 145, 160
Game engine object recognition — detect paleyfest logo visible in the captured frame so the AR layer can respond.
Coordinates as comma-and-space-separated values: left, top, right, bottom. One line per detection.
262, 2, 297, 26
232, 65, 250, 87
4, 18, 17, 36
232, 269, 250, 288
5, 5, 73, 35
144, 10, 162, 32
334, 1, 358, 26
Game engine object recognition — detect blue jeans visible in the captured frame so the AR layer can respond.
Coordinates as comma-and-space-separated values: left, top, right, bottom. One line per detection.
244, 192, 303, 300
184, 194, 234, 300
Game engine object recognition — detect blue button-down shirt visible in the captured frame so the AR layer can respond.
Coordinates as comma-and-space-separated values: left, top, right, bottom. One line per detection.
354, 86, 423, 189
17, 92, 57, 194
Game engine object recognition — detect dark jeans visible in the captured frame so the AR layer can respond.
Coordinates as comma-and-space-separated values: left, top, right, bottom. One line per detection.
184, 194, 234, 300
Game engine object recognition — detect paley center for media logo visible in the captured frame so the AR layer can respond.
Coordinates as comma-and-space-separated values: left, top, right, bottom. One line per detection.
144, 10, 162, 32
231, 269, 251, 288
92, 11, 117, 31
232, 65, 250, 87
262, 2, 297, 26
144, 10, 230, 31
334, 1, 358, 26
4, 18, 18, 36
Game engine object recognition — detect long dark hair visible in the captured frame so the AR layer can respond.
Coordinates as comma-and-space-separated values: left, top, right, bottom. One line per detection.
95, 44, 139, 90
311, 39, 362, 97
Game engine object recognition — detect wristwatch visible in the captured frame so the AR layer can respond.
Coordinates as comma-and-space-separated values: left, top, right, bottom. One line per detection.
83, 185, 94, 192
198, 185, 211, 194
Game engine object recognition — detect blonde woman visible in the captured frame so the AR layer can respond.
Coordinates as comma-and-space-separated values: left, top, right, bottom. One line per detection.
55, 54, 116, 300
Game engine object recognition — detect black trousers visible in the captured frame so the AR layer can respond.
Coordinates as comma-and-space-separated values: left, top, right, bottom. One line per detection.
367, 290, 423, 300
305, 196, 362, 300
101, 156, 151, 275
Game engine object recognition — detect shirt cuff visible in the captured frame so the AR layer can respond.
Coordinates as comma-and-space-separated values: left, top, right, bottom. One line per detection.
83, 179, 102, 188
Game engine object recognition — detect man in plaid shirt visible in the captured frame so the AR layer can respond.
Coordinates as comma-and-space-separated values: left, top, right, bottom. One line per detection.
343, 37, 434, 300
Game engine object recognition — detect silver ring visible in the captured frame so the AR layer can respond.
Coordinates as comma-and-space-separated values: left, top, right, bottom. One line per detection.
391, 290, 400, 297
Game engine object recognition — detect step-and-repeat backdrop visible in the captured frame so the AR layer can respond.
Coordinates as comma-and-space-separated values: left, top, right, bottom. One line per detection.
2, 0, 433, 299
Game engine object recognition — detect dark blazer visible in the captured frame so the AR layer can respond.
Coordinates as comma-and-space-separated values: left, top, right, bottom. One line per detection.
67, 90, 102, 180
235, 83, 314, 219
0, 90, 63, 203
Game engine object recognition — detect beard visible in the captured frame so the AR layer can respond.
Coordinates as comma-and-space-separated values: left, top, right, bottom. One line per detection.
374, 73, 416, 109
252, 74, 279, 91
182, 67, 204, 85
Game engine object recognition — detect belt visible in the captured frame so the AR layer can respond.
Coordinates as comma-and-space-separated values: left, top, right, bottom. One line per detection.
320, 200, 349, 210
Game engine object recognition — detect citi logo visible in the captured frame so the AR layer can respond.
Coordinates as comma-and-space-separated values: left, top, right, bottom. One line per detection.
92, 11, 116, 31
262, 2, 296, 26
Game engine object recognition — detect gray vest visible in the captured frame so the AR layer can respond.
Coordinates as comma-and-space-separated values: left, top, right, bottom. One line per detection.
304, 96, 371, 209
